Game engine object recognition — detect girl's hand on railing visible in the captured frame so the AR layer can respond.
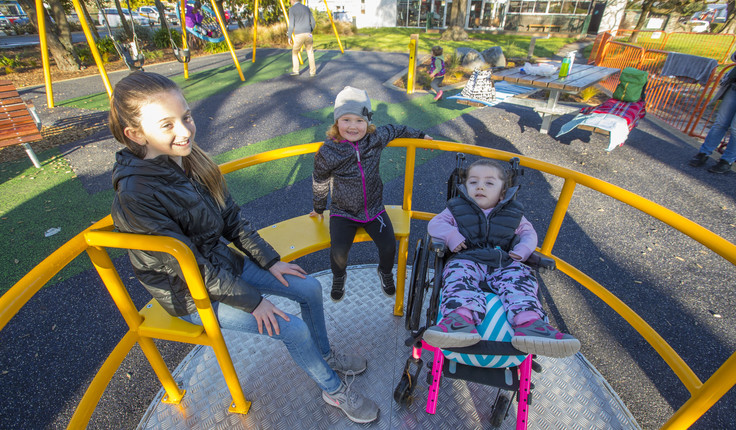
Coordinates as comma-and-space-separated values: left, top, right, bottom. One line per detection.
309, 210, 324, 220
424, 135, 434, 140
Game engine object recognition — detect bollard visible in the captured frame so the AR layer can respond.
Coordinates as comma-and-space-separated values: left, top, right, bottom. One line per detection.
407, 34, 419, 94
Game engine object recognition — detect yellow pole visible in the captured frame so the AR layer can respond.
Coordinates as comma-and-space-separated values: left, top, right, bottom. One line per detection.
180, 0, 189, 79
323, 0, 344, 54
407, 34, 418, 94
70, 0, 113, 97
279, 0, 302, 64
252, 0, 258, 62
34, 0, 53, 108
209, 0, 244, 81
540, 178, 576, 255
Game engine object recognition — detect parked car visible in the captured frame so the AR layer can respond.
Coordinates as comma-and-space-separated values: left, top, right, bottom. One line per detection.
137, 6, 159, 21
67, 12, 80, 24
333, 11, 350, 23
687, 4, 727, 32
165, 8, 179, 25
0, 14, 10, 31
98, 8, 152, 27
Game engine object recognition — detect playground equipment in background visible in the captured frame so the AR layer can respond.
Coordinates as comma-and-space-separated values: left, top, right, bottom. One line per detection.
35, 0, 243, 107
180, 0, 225, 43
93, 0, 145, 71
32, 0, 347, 106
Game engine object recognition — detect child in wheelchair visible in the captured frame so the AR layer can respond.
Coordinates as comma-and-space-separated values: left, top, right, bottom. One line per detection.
423, 158, 580, 358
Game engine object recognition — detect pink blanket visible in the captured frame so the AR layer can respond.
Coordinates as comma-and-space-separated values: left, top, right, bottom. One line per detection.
579, 99, 647, 132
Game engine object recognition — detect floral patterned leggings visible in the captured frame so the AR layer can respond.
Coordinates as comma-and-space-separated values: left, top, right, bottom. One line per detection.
439, 258, 546, 326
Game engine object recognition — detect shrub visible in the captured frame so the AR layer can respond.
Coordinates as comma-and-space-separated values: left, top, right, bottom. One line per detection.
153, 27, 182, 49
144, 50, 164, 62
256, 22, 288, 46
75, 46, 92, 63
579, 86, 599, 103
203, 40, 230, 53
95, 37, 116, 55
0, 54, 22, 73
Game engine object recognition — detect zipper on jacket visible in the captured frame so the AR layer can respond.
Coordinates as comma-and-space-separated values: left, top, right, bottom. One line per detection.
349, 141, 370, 220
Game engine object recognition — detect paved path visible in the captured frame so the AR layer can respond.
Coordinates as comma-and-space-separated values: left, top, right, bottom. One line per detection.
2, 47, 735, 430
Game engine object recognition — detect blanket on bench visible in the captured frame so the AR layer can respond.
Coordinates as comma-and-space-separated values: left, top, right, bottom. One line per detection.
556, 98, 646, 151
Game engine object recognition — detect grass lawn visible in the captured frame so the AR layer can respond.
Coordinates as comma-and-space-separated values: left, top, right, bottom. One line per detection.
313, 28, 576, 61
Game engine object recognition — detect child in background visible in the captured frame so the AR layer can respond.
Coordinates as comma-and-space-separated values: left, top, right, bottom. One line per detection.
424, 158, 580, 358
310, 86, 433, 302
429, 45, 446, 101
109, 72, 379, 423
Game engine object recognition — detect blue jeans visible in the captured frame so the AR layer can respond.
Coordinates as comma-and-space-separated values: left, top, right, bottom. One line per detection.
180, 258, 341, 393
700, 86, 736, 163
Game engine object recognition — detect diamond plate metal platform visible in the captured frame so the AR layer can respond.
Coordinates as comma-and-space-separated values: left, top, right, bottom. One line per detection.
138, 265, 640, 429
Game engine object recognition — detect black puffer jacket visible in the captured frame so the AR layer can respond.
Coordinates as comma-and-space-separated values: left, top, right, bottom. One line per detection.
111, 148, 279, 316
312, 124, 425, 221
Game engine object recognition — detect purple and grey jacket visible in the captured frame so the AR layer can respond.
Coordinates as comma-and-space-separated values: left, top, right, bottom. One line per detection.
312, 124, 425, 222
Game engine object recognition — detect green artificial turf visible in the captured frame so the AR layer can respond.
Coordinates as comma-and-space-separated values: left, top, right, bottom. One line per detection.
57, 50, 335, 111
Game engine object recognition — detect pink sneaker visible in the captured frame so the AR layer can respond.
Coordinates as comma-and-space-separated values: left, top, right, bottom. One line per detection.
423, 312, 481, 348
511, 319, 580, 358
434, 90, 444, 101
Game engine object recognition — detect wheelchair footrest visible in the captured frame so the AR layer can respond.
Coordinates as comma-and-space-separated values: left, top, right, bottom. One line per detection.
442, 361, 520, 391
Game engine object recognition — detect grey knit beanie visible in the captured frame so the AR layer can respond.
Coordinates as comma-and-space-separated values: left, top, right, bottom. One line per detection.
333, 86, 373, 123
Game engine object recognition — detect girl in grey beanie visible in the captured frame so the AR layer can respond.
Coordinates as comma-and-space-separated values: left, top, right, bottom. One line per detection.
310, 86, 434, 302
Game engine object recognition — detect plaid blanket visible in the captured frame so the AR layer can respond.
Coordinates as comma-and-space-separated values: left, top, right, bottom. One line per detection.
579, 99, 647, 131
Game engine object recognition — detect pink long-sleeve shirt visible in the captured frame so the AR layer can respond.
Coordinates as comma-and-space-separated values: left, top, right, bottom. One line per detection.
427, 207, 537, 262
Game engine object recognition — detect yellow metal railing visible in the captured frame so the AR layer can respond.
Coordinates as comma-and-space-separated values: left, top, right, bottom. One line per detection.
1, 140, 735, 428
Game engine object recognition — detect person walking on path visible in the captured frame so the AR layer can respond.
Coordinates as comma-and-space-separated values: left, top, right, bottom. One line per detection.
287, 0, 316, 77
689, 52, 736, 174
429, 45, 445, 101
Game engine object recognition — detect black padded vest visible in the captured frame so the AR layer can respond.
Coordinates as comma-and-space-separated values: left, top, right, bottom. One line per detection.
446, 186, 524, 269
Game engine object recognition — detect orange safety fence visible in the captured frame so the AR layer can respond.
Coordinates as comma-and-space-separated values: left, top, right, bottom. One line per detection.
588, 31, 733, 141
608, 29, 736, 64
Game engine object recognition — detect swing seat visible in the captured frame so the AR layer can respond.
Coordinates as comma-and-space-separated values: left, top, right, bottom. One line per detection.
120, 46, 145, 71
173, 46, 191, 63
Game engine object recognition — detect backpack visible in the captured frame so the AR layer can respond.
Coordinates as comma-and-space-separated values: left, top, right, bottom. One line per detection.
612, 67, 648, 102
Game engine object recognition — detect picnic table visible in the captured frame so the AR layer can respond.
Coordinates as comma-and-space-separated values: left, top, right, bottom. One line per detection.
492, 63, 619, 134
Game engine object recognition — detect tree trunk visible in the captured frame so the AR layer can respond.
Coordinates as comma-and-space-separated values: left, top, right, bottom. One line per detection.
627, 0, 656, 43
154, 0, 170, 34
80, 1, 100, 40
46, 0, 74, 51
441, 0, 468, 41
16, 0, 82, 71
720, 0, 736, 34
114, 0, 134, 41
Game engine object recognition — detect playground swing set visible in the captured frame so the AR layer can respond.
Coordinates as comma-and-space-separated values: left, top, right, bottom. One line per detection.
34, 0, 346, 109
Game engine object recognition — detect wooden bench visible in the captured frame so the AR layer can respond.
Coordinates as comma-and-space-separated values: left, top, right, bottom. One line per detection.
526, 24, 561, 32
257, 205, 412, 316
0, 80, 42, 168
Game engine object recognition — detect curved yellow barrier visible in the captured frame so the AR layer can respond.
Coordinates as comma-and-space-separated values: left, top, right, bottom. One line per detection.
1, 139, 734, 429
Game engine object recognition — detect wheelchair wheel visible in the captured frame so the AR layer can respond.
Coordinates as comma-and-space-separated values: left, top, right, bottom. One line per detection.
406, 238, 429, 331
393, 372, 416, 405
404, 239, 424, 330
490, 393, 510, 427
426, 247, 444, 326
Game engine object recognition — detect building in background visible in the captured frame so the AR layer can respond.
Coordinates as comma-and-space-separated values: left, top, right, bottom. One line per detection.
305, 0, 612, 34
